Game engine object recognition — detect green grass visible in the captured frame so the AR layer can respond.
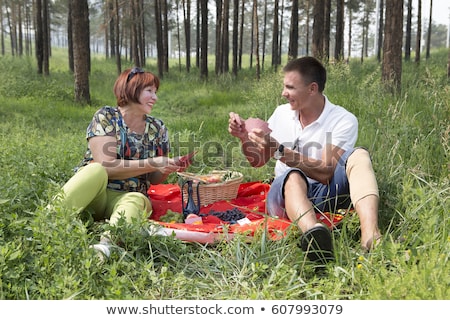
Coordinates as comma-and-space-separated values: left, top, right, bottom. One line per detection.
0, 49, 448, 300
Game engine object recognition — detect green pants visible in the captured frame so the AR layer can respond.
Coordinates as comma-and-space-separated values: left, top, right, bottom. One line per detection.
62, 163, 152, 225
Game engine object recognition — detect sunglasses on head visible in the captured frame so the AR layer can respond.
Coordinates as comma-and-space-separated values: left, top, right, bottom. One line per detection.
127, 67, 144, 82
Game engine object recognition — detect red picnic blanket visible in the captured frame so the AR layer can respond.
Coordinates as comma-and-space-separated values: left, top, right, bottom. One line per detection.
147, 181, 347, 243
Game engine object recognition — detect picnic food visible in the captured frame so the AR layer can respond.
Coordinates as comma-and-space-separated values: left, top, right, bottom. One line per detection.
179, 171, 241, 184
177, 170, 244, 205
202, 174, 222, 183
208, 208, 246, 223
185, 213, 203, 225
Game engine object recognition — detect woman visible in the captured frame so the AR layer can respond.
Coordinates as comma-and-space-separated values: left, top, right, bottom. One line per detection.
61, 67, 185, 257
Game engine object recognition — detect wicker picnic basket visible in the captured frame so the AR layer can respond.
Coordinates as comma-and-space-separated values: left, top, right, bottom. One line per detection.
177, 170, 244, 206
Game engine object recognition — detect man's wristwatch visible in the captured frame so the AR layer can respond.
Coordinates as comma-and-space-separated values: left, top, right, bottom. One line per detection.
273, 144, 284, 160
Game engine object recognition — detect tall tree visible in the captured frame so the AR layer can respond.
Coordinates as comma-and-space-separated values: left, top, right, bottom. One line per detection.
222, 0, 230, 73
215, 0, 230, 74
44, 0, 51, 61
114, 0, 121, 74
7, 1, 17, 55
196, 0, 200, 68
71, 0, 91, 104
249, 0, 254, 68
261, 0, 268, 69
103, 2, 110, 58
232, 0, 239, 76
277, 0, 284, 64
200, 0, 208, 79
25, 1, 33, 56
67, 0, 74, 72
382, 0, 403, 94
376, 0, 384, 62
360, 0, 372, 63
162, 0, 169, 72
17, 1, 23, 55
346, 3, 353, 61
176, 0, 182, 71
312, 0, 325, 60
288, 0, 299, 60
323, 0, 331, 61
182, 0, 191, 72
425, 0, 433, 59
415, 0, 422, 63
305, 0, 311, 56
155, 0, 168, 73
238, 0, 245, 69
215, 0, 223, 74
106, 0, 114, 58
404, 0, 412, 61
271, 0, 279, 68
346, 0, 360, 61
155, 0, 164, 77
252, 0, 260, 79
130, 0, 140, 66
0, 0, 5, 55
138, 0, 145, 66
35, 0, 44, 74
334, 0, 345, 61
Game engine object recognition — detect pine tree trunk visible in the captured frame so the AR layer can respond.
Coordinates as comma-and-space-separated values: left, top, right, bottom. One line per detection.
271, 0, 279, 67
232, 0, 239, 76
312, 0, 325, 60
72, 0, 91, 104
288, 0, 298, 60
334, 0, 344, 61
405, 0, 412, 61
415, 0, 422, 63
200, 0, 208, 79
382, 0, 403, 94
183, 0, 191, 72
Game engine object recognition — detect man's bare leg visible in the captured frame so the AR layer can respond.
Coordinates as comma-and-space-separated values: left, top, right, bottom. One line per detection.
354, 194, 381, 251
283, 172, 320, 232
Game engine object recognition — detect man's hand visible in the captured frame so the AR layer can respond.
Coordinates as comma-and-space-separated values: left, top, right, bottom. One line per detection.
248, 128, 276, 153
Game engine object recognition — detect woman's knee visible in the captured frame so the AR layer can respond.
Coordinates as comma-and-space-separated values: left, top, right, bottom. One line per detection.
109, 192, 152, 225
82, 162, 108, 181
121, 192, 152, 212
62, 162, 108, 203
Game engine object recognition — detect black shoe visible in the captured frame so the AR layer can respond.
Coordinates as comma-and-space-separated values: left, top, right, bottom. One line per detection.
301, 224, 334, 264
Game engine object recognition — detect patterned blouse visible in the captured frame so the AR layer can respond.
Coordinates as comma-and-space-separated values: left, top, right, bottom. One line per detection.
76, 106, 170, 196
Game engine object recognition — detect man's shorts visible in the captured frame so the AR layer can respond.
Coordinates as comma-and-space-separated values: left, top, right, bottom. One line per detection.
266, 148, 357, 218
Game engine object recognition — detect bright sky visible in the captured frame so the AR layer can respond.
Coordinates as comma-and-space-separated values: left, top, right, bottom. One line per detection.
421, 0, 450, 26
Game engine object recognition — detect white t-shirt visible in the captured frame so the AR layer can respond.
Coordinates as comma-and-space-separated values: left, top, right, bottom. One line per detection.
267, 96, 358, 180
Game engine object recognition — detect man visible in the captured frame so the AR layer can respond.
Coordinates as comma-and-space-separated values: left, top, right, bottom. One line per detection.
228, 56, 381, 264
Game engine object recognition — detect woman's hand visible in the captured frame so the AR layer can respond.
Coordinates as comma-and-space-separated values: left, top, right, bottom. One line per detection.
173, 151, 197, 172
148, 156, 184, 184
228, 112, 247, 139
149, 156, 182, 176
